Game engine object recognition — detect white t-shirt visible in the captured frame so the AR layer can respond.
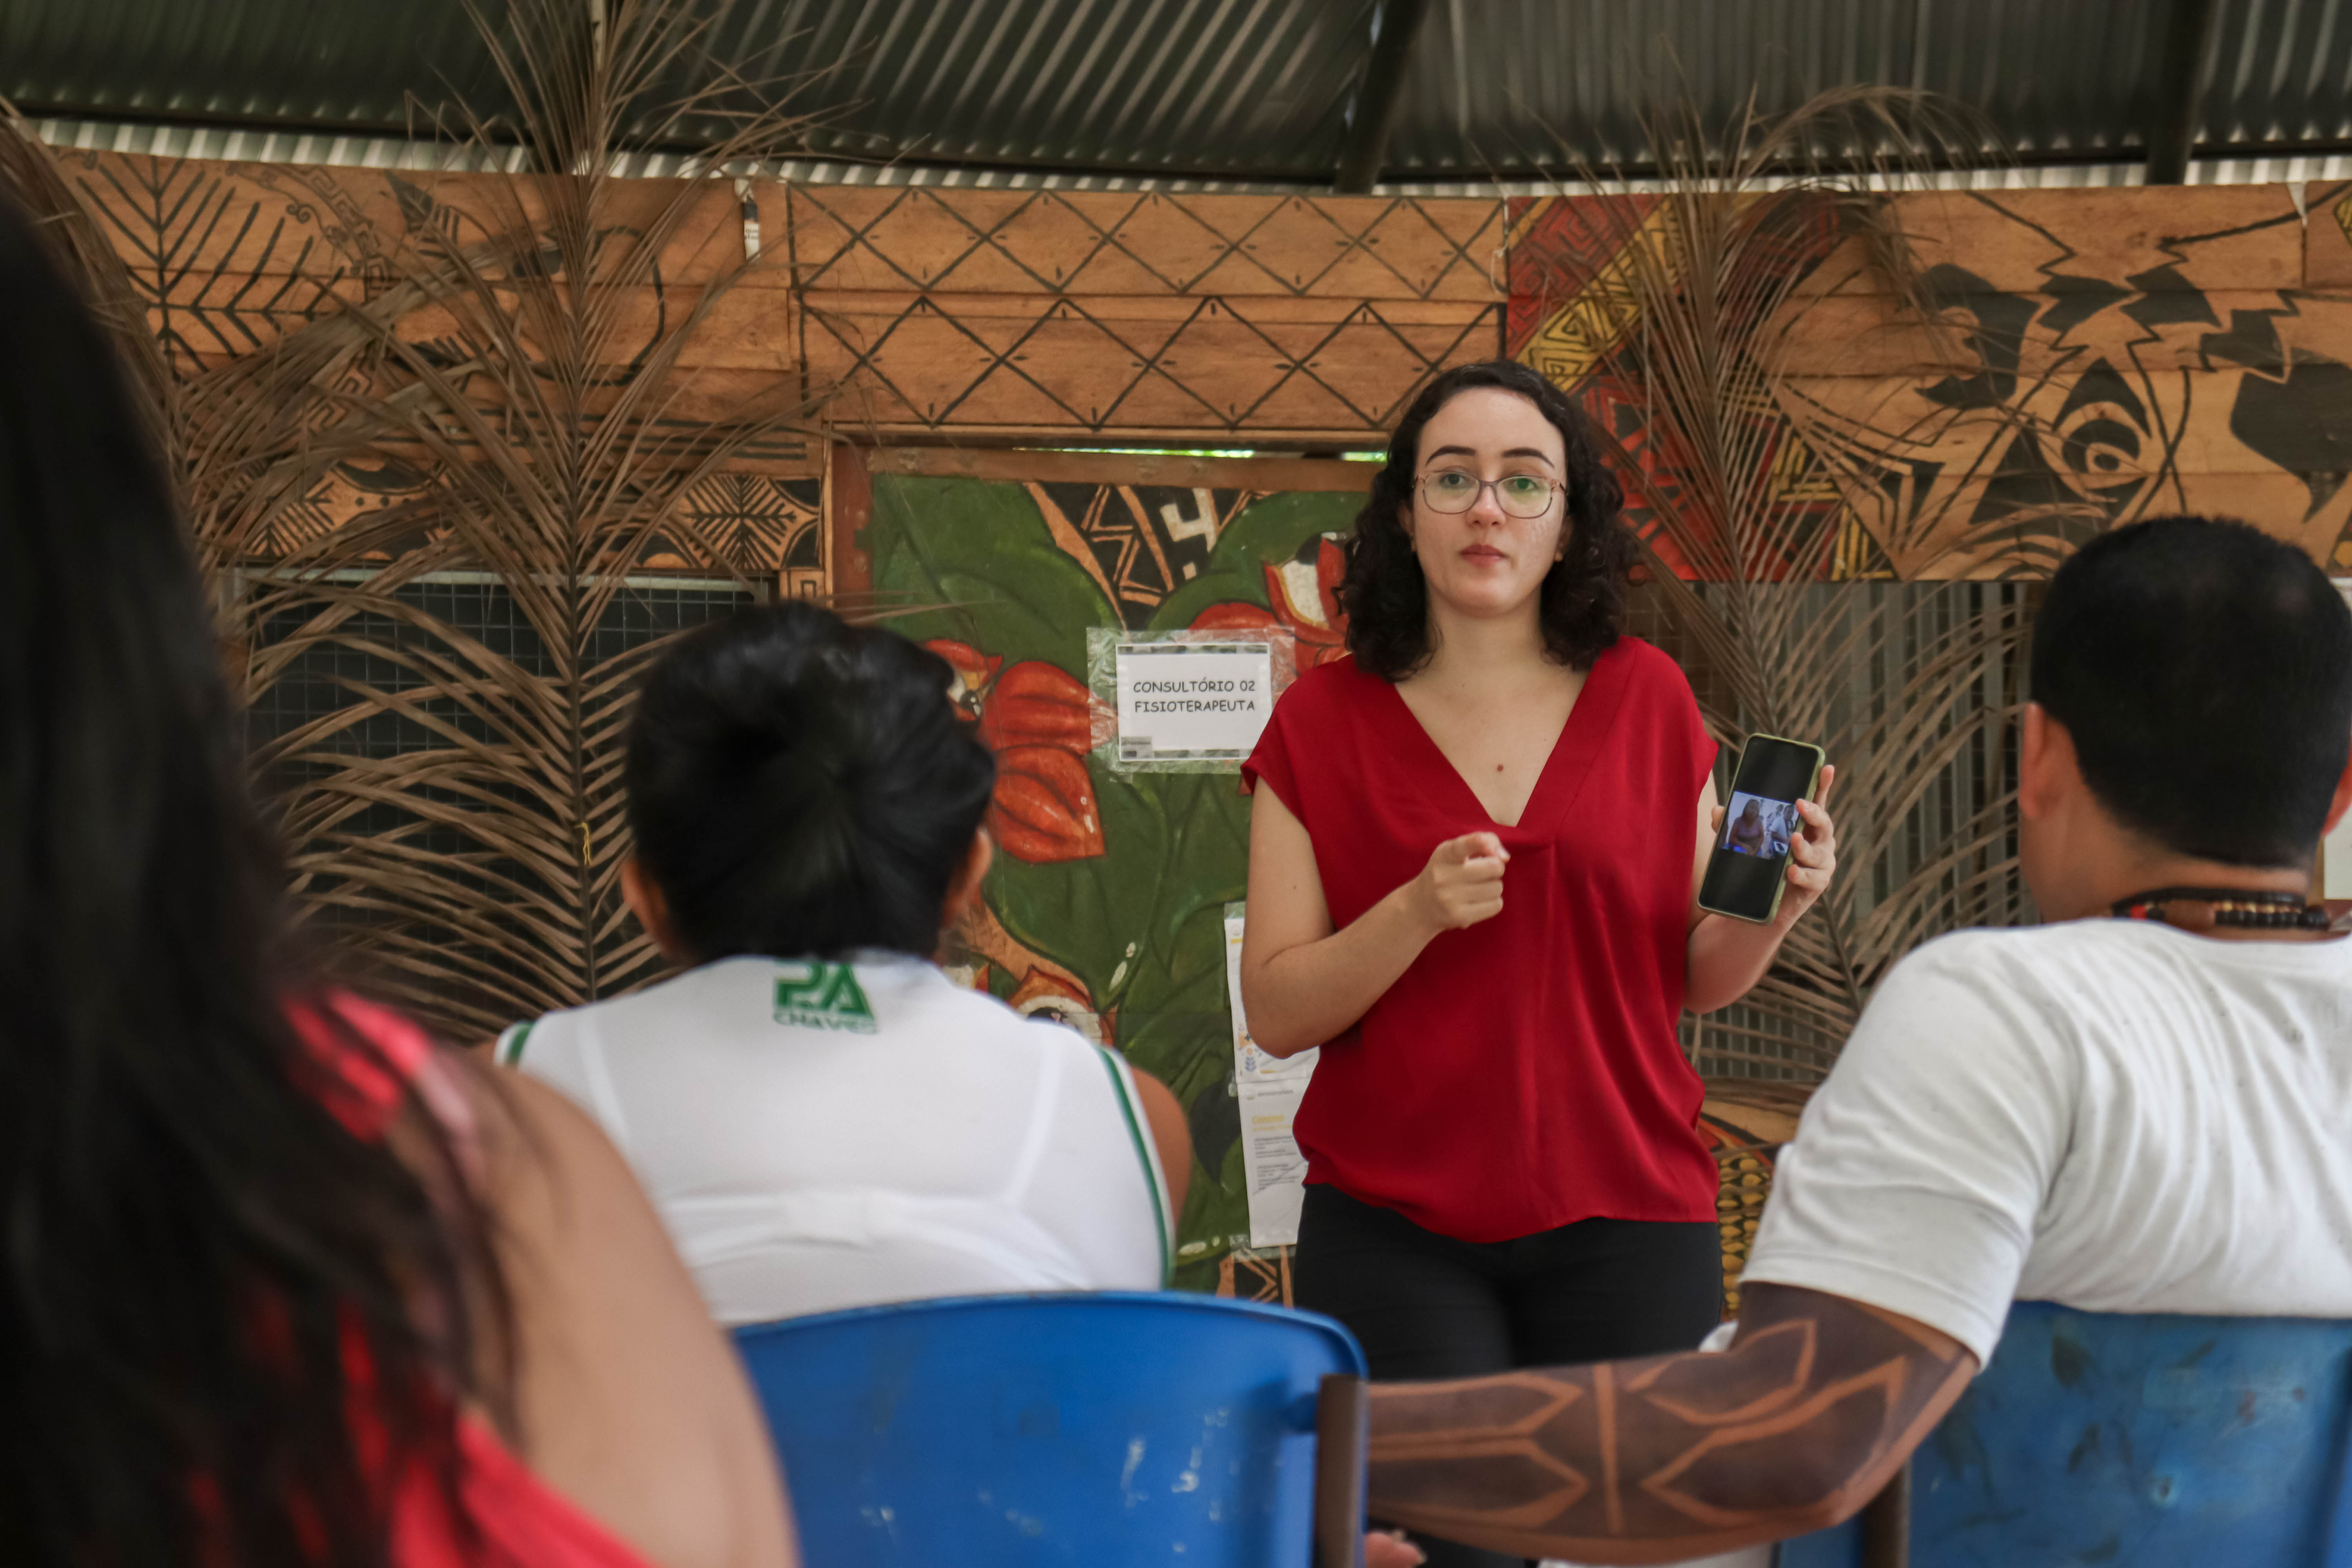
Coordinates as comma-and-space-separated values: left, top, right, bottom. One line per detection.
1742, 920, 2352, 1364
503, 953, 1173, 1325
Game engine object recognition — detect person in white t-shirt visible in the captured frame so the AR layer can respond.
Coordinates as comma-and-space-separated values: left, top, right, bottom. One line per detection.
1352, 514, 2352, 1565
499, 603, 1191, 1326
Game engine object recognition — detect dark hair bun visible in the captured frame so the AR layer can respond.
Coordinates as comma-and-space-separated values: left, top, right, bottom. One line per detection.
627, 603, 998, 960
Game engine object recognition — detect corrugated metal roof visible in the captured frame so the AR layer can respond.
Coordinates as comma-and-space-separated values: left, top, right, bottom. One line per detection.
12, 0, 2352, 187
1378, 0, 2343, 176
0, 0, 502, 131
721, 0, 1372, 176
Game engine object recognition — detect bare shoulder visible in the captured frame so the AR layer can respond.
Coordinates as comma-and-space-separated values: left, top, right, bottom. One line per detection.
445, 1058, 801, 1568
457, 1056, 669, 1237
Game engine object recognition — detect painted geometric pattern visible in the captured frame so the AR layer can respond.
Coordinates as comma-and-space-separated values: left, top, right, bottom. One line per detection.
51, 151, 822, 578
1026, 482, 1259, 628
242, 462, 822, 583
806, 294, 1502, 438
1506, 192, 1860, 579
651, 474, 824, 581
1504, 194, 1661, 377
785, 186, 1506, 301
791, 183, 1506, 439
67, 152, 383, 372
1215, 1246, 1294, 1307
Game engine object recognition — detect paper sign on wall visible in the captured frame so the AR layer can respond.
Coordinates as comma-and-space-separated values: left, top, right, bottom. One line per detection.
2329, 581, 2352, 898
1225, 905, 1317, 1248
1115, 641, 1275, 765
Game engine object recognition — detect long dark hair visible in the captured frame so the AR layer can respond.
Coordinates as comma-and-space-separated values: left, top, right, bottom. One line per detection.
627, 602, 998, 961
0, 198, 506, 1564
1339, 360, 1635, 679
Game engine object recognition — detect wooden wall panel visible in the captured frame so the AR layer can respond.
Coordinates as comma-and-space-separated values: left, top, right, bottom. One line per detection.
804, 292, 1498, 441
1508, 182, 2352, 575
49, 143, 2352, 579
786, 186, 1506, 444
780, 187, 1504, 299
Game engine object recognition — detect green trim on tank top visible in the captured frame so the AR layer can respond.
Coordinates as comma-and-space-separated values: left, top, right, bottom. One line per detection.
1094, 1046, 1172, 1286
495, 1019, 534, 1067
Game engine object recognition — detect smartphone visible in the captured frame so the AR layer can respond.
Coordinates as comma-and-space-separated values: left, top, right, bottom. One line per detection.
1697, 734, 1826, 924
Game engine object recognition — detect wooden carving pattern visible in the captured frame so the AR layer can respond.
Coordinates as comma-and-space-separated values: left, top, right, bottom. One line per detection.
1511, 183, 2352, 575
801, 292, 1501, 439
47, 152, 2352, 575
654, 473, 824, 585
789, 185, 1505, 440
51, 152, 818, 579
68, 153, 375, 372
786, 186, 1504, 299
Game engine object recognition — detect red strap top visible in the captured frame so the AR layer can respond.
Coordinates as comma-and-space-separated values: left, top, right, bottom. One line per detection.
1242, 641, 1721, 1242
282, 995, 658, 1568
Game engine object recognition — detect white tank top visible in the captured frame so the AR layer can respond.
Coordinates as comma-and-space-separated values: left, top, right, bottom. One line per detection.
502, 953, 1172, 1326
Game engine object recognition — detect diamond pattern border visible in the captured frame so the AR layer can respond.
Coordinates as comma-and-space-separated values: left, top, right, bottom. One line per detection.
786, 185, 1506, 303
805, 292, 1502, 437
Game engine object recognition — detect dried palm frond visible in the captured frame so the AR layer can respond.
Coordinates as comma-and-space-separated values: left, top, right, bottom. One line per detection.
0, 108, 425, 726
0, 0, 809, 1044
227, 0, 826, 1038
1527, 87, 2083, 1081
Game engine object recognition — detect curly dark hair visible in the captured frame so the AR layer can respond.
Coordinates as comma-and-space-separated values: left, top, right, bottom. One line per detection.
1339, 359, 1635, 680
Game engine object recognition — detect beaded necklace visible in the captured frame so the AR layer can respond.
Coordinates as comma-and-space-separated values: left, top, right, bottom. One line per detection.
2109, 885, 2332, 933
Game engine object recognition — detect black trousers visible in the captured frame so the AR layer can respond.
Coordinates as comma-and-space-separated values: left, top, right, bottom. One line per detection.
1294, 1184, 1723, 1568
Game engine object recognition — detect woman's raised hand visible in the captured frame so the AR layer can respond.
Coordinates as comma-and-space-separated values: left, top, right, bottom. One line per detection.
1411, 833, 1510, 932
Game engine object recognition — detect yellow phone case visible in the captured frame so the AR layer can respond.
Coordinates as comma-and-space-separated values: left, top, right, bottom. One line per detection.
1699, 733, 1824, 925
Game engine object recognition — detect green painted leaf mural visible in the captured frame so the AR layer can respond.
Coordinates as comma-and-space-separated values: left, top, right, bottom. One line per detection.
867, 472, 1363, 1285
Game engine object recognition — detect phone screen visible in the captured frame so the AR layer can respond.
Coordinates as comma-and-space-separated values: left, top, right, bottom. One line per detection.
1699, 736, 1822, 923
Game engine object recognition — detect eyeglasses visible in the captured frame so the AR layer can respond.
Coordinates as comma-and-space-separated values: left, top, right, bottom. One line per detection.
1417, 468, 1561, 519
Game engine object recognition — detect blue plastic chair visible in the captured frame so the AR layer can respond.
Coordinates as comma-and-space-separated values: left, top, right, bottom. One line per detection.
1777, 1300, 2352, 1567
731, 1291, 1372, 1567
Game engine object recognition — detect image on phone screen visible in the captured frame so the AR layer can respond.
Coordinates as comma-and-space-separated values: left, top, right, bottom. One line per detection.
1699, 736, 1821, 923
1720, 791, 1799, 858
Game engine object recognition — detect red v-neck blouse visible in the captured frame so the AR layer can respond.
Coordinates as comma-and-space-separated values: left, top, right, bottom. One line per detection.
1242, 638, 1721, 1242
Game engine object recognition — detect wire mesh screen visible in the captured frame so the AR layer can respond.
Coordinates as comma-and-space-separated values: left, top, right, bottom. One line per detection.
244, 573, 758, 1027
1630, 579, 2039, 1085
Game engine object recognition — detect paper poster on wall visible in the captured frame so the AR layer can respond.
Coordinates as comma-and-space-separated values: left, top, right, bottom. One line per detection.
1085, 628, 1296, 775
1225, 904, 1317, 1248
1114, 640, 1274, 764
2329, 581, 2352, 898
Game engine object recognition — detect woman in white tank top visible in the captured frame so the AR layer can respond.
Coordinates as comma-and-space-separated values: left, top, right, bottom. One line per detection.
498, 604, 1191, 1326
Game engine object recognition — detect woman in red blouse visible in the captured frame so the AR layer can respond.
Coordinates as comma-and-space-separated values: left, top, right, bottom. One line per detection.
1240, 360, 1838, 1568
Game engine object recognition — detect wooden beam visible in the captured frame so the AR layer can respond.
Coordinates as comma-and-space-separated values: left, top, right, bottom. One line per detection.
857, 445, 1379, 495
824, 442, 873, 601
1334, 0, 1433, 194
1312, 1374, 1371, 1568
2146, 0, 2225, 186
